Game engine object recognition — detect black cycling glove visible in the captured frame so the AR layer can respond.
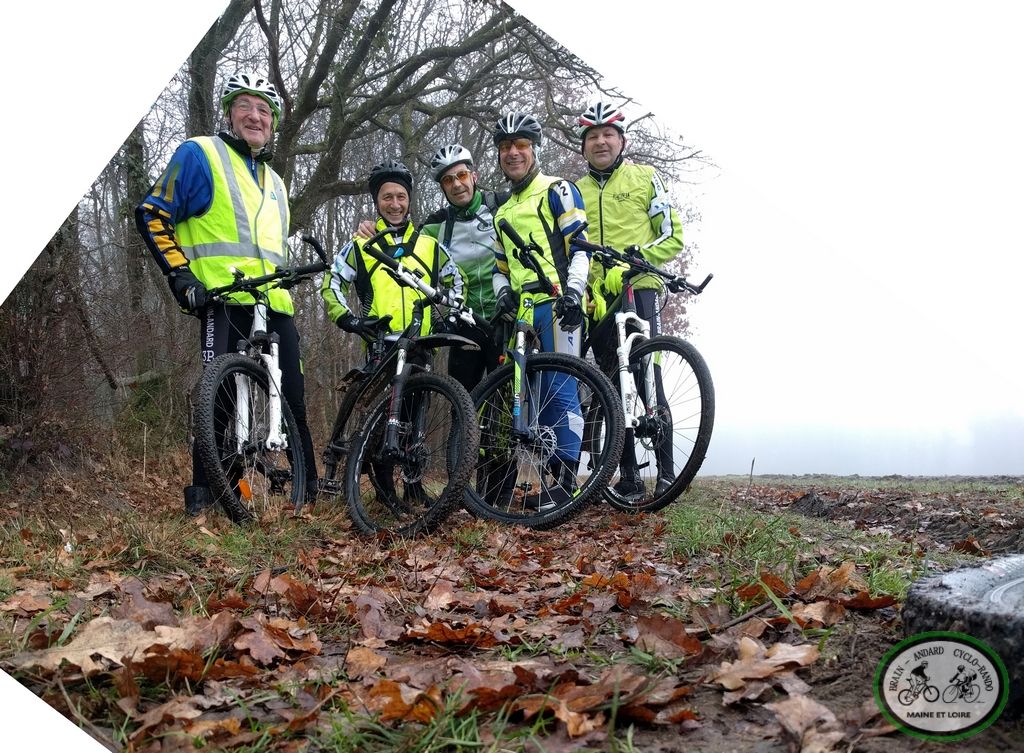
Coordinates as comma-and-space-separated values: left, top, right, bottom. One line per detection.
554, 288, 583, 331
168, 267, 208, 314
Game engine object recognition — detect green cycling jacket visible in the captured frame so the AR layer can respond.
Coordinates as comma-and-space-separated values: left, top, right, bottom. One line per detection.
578, 160, 683, 299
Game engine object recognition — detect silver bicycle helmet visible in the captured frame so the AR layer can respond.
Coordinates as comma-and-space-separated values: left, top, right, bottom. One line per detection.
492, 112, 543, 148
430, 144, 474, 181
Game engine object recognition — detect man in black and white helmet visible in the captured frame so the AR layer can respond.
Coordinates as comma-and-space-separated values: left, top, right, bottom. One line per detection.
419, 144, 509, 390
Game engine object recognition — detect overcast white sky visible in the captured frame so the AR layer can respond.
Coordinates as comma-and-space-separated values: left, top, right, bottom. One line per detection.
1, 0, 1022, 745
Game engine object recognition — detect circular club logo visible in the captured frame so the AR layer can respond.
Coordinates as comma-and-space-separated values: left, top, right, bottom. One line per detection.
874, 631, 1008, 741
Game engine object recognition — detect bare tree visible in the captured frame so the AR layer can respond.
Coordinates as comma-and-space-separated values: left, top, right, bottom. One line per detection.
0, 0, 711, 466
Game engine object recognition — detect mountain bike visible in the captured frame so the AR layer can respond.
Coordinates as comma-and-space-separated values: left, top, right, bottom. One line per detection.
898, 677, 940, 705
318, 226, 480, 537
192, 236, 329, 524
574, 233, 715, 513
463, 220, 625, 529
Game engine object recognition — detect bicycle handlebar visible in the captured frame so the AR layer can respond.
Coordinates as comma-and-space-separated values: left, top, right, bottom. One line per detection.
496, 219, 557, 296
206, 236, 330, 299
568, 227, 713, 296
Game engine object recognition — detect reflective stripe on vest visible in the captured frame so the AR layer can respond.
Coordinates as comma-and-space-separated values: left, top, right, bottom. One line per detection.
177, 136, 293, 314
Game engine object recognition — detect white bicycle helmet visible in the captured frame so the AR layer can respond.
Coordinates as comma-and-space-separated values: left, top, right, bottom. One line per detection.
430, 144, 475, 181
221, 71, 283, 128
575, 100, 628, 139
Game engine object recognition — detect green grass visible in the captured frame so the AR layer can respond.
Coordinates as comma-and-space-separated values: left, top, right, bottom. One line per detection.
665, 481, 974, 602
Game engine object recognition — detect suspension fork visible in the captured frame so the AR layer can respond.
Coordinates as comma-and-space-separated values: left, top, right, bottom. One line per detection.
511, 296, 538, 439
614, 286, 652, 429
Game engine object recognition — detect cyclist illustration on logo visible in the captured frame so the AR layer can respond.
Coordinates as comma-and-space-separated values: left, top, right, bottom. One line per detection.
943, 664, 981, 703
898, 660, 940, 705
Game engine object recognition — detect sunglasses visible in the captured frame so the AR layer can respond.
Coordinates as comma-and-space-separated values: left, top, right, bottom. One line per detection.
498, 138, 534, 154
439, 169, 473, 187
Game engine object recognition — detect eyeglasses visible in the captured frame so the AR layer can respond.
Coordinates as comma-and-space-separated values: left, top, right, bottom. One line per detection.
439, 169, 473, 187
498, 138, 534, 154
233, 99, 273, 118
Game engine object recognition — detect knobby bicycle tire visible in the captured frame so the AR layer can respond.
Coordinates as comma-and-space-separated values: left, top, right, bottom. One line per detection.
345, 372, 478, 537
321, 366, 389, 499
466, 352, 625, 530
603, 335, 714, 514
193, 353, 305, 524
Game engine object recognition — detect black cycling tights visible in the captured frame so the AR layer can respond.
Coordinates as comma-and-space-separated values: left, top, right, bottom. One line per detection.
193, 304, 317, 492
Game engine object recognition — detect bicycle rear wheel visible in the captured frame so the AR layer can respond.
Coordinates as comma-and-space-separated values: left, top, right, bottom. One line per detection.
345, 372, 478, 536
605, 335, 714, 513
193, 353, 305, 524
466, 352, 624, 529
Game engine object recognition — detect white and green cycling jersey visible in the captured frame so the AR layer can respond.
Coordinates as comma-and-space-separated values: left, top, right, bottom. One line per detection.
421, 190, 502, 319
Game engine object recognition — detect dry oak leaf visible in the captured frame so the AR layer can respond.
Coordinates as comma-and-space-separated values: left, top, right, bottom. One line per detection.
790, 600, 846, 628
404, 619, 498, 648
513, 694, 605, 738
128, 696, 203, 743
235, 618, 287, 665
794, 561, 867, 600
711, 637, 820, 691
14, 616, 154, 675
836, 591, 897, 610
112, 577, 179, 629
765, 694, 845, 753
423, 580, 456, 610
0, 591, 52, 614
633, 614, 704, 659
367, 678, 443, 723
345, 646, 387, 680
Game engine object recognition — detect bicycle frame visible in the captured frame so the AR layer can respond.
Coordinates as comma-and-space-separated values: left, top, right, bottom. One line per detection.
611, 282, 657, 435
508, 294, 543, 441
207, 237, 328, 463
338, 227, 478, 459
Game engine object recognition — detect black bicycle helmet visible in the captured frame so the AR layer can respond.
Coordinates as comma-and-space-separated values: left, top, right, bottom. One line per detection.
367, 160, 413, 198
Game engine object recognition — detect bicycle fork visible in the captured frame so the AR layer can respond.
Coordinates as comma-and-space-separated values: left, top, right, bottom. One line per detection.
614, 309, 653, 429
233, 302, 287, 452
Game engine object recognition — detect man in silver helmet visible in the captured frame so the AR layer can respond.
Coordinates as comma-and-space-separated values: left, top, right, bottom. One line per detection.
419, 144, 509, 389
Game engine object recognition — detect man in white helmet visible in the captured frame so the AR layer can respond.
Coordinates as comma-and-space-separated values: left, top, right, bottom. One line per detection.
136, 71, 319, 516
575, 100, 685, 501
419, 144, 509, 390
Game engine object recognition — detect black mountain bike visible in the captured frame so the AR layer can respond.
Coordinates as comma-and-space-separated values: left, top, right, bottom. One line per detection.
464, 220, 625, 529
192, 236, 329, 524
318, 226, 480, 537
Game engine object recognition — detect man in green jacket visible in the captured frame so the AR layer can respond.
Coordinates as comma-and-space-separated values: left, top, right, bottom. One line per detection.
575, 100, 685, 501
420, 144, 507, 390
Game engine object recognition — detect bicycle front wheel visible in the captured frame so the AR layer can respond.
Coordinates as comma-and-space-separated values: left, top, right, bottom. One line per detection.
467, 352, 625, 529
345, 372, 478, 536
193, 353, 305, 524
605, 335, 714, 513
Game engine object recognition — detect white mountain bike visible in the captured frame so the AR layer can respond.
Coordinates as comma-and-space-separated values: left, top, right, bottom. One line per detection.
191, 236, 328, 523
